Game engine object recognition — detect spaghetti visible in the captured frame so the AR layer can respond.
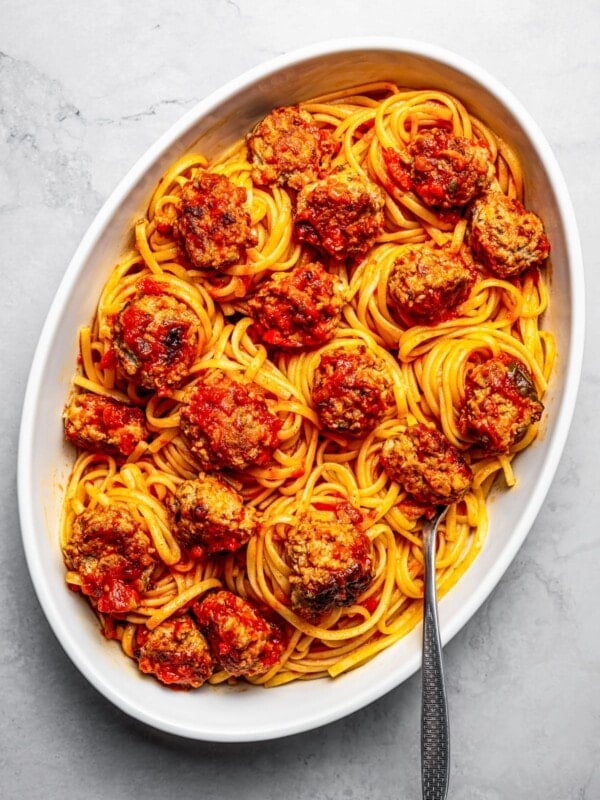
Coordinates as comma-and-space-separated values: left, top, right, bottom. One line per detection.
60, 82, 555, 690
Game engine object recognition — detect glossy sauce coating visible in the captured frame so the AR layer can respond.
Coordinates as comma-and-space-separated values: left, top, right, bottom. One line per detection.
246, 105, 338, 190
170, 473, 259, 554
247, 261, 345, 349
387, 243, 476, 324
64, 392, 148, 458
294, 169, 385, 260
312, 346, 395, 436
380, 423, 473, 505
179, 369, 282, 470
112, 291, 200, 390
135, 615, 214, 689
64, 507, 156, 615
459, 354, 544, 452
468, 190, 551, 277
284, 505, 374, 619
175, 172, 257, 268
384, 127, 492, 208
194, 590, 284, 677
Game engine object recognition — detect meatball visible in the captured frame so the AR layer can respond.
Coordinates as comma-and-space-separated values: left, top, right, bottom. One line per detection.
179, 369, 282, 470
193, 590, 284, 677
246, 105, 338, 191
112, 290, 200, 391
468, 190, 551, 278
284, 504, 374, 618
64, 392, 148, 458
458, 353, 544, 453
135, 615, 214, 689
294, 169, 385, 261
386, 127, 492, 208
387, 243, 476, 323
312, 346, 395, 437
246, 261, 345, 350
174, 171, 257, 269
64, 507, 156, 615
171, 473, 259, 554
380, 423, 473, 506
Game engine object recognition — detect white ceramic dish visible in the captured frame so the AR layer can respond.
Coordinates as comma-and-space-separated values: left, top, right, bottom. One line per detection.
18, 38, 584, 742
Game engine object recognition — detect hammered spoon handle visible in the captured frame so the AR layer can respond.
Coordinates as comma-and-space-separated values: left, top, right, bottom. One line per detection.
421, 506, 450, 800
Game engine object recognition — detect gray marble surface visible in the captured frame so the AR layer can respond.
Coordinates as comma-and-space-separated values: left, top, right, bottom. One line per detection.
1, 2, 598, 798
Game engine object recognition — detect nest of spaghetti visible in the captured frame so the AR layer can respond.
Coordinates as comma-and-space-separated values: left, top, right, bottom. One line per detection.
60, 82, 554, 690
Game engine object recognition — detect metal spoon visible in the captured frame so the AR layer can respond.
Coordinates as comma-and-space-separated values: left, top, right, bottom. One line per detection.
421, 505, 450, 800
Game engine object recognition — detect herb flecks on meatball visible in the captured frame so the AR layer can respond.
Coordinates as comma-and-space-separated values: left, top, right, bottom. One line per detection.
64, 507, 156, 615
135, 615, 214, 689
174, 171, 257, 269
468, 190, 550, 278
64, 392, 148, 458
458, 354, 544, 453
246, 105, 338, 191
387, 243, 476, 324
112, 289, 200, 391
384, 127, 492, 209
284, 504, 374, 619
312, 345, 395, 437
294, 169, 385, 261
179, 369, 282, 471
380, 423, 473, 506
194, 590, 284, 677
246, 261, 345, 350
171, 473, 259, 555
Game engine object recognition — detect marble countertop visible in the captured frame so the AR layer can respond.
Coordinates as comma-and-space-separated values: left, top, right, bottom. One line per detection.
1, 2, 598, 798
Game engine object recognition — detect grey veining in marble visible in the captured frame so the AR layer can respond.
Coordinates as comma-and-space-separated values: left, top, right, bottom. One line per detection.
2, 1, 599, 798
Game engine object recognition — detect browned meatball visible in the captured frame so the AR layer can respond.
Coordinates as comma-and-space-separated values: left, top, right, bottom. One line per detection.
380, 423, 473, 506
112, 290, 200, 391
193, 590, 285, 677
384, 127, 492, 208
135, 615, 214, 688
179, 369, 282, 470
171, 473, 259, 554
64, 507, 156, 615
458, 353, 544, 453
294, 169, 385, 261
387, 243, 476, 323
284, 504, 374, 618
64, 392, 148, 458
246, 105, 338, 191
312, 346, 395, 437
246, 261, 345, 350
174, 171, 257, 269
468, 190, 551, 278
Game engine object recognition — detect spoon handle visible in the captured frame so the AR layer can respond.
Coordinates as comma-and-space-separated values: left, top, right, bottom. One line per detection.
421, 514, 450, 800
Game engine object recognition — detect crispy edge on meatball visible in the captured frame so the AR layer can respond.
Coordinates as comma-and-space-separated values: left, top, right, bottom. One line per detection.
112, 290, 201, 391
380, 423, 473, 506
387, 243, 476, 324
284, 504, 374, 619
174, 171, 257, 269
312, 345, 396, 437
294, 168, 385, 261
400, 127, 493, 208
458, 353, 544, 453
134, 615, 214, 689
179, 369, 283, 470
64, 392, 148, 458
193, 590, 285, 677
246, 105, 338, 191
170, 473, 259, 554
64, 506, 156, 615
246, 261, 346, 350
468, 190, 550, 278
